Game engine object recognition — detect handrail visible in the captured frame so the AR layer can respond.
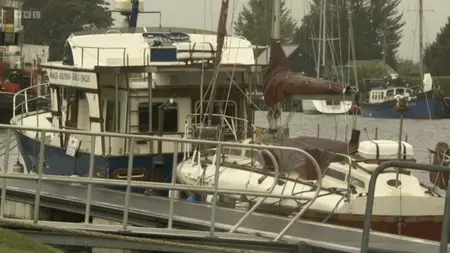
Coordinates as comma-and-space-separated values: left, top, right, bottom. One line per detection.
360, 161, 450, 253
186, 113, 257, 141
75, 46, 128, 67
229, 148, 280, 233
13, 83, 50, 118
0, 123, 323, 242
105, 29, 122, 34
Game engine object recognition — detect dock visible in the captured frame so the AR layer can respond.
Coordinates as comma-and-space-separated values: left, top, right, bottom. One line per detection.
0, 124, 449, 252
0, 179, 448, 253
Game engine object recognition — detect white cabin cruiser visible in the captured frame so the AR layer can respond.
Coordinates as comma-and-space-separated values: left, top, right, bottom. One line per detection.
10, 26, 259, 193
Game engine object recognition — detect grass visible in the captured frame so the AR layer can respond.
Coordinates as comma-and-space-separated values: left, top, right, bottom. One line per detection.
0, 228, 63, 253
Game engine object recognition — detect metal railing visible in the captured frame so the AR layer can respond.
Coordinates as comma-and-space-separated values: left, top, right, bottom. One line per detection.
186, 112, 257, 141
75, 46, 129, 67
0, 123, 323, 242
361, 161, 450, 253
12, 83, 50, 118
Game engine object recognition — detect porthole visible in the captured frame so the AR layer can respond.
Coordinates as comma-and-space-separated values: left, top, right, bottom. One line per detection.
387, 179, 402, 187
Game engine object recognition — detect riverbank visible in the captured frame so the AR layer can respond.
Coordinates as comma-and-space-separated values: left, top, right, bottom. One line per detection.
0, 228, 62, 253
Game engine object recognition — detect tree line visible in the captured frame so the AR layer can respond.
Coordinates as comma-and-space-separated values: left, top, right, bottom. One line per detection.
22, 0, 113, 61
235, 0, 450, 77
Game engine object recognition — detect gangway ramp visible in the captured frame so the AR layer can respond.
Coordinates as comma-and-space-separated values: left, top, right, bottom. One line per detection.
1, 179, 448, 253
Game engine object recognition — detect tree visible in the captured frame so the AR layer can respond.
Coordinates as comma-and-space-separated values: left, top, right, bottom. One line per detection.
22, 0, 113, 60
292, 0, 404, 78
424, 17, 450, 76
367, 0, 404, 69
234, 0, 297, 46
396, 59, 420, 76
293, 0, 372, 78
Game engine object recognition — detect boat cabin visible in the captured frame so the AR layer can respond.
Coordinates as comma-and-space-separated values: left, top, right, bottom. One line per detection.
40, 27, 259, 158
368, 87, 413, 104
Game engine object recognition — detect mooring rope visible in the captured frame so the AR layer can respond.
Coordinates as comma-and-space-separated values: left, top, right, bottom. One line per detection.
0, 218, 272, 253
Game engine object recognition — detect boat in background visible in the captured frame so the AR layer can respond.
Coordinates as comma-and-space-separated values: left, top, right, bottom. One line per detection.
305, 100, 353, 114
359, 73, 448, 119
0, 0, 50, 122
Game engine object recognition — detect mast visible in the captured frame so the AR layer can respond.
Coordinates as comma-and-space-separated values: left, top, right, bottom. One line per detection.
129, 0, 140, 28
266, 0, 282, 133
346, 0, 358, 89
321, 0, 327, 77
206, 0, 229, 125
418, 0, 424, 82
272, 0, 281, 40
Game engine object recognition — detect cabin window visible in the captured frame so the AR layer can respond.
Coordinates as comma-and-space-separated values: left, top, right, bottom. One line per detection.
105, 100, 121, 132
62, 41, 74, 66
244, 149, 256, 158
326, 100, 339, 106
395, 89, 404, 95
386, 89, 394, 97
324, 168, 346, 181
138, 102, 178, 133
224, 148, 242, 156
4, 9, 14, 23
194, 101, 237, 126
348, 176, 365, 189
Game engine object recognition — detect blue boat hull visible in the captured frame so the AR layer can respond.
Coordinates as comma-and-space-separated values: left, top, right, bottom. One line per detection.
360, 94, 446, 119
14, 130, 182, 195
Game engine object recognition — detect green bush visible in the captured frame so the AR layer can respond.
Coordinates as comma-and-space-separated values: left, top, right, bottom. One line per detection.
407, 76, 450, 95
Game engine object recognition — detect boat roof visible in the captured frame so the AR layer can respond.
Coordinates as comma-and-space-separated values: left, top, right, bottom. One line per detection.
62, 26, 255, 69
371, 86, 409, 91
71, 27, 219, 37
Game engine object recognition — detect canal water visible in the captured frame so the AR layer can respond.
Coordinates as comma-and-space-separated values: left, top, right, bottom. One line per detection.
255, 111, 450, 183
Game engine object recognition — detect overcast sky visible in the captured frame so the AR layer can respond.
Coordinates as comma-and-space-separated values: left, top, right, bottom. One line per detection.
110, 0, 450, 61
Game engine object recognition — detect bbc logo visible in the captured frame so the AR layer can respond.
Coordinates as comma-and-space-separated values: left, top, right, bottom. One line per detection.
20, 10, 41, 19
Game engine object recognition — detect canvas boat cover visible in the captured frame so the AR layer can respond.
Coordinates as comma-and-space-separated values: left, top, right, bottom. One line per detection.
263, 40, 351, 106
256, 130, 360, 180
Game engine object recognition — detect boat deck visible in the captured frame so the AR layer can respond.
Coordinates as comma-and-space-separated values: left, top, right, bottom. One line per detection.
2, 179, 448, 253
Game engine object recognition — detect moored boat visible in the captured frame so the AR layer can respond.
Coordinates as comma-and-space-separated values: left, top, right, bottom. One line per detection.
177, 134, 446, 241
359, 74, 447, 119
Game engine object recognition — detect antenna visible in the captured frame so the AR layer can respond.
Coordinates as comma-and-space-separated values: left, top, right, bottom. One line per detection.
111, 0, 162, 28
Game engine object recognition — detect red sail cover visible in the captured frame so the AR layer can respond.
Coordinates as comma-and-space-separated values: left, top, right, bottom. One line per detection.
263, 41, 348, 106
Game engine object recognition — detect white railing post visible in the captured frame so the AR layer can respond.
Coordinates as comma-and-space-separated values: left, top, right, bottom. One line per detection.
0, 129, 11, 218
209, 144, 222, 236
122, 137, 135, 231
24, 92, 28, 113
33, 129, 46, 224
84, 135, 96, 224
168, 142, 179, 229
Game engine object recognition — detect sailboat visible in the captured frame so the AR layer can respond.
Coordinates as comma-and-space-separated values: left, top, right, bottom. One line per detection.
176, 0, 448, 242
301, 0, 354, 115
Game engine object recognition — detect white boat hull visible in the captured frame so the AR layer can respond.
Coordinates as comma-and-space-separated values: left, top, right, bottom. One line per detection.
176, 157, 444, 217
302, 100, 352, 115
